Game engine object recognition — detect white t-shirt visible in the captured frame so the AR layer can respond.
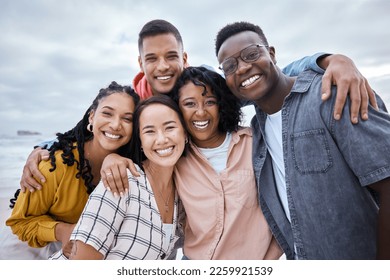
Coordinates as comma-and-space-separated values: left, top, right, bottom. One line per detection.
198, 133, 232, 173
264, 111, 291, 222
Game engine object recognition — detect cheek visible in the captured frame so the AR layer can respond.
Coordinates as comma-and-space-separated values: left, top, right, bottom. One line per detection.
225, 77, 236, 90
143, 63, 156, 77
182, 111, 192, 123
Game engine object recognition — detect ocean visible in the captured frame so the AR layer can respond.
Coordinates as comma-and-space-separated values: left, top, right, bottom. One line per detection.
0, 134, 54, 210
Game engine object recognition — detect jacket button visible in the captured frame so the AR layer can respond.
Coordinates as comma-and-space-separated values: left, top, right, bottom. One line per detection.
160, 253, 166, 259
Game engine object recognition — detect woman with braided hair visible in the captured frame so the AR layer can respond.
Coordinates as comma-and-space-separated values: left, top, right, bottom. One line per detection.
5, 81, 139, 259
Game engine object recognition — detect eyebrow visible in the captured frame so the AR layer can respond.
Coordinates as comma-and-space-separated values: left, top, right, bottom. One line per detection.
102, 106, 133, 115
144, 50, 179, 57
141, 120, 177, 131
181, 94, 216, 101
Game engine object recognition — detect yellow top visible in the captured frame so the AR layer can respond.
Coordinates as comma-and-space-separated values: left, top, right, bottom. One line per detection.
6, 146, 90, 248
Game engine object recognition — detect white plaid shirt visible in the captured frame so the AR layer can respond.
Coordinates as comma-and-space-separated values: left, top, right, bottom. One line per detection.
50, 166, 183, 260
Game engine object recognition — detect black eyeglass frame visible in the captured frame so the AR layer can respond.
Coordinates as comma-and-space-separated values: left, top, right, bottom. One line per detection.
218, 44, 269, 76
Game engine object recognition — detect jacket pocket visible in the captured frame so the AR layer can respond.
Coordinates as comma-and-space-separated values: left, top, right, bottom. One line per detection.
291, 129, 333, 174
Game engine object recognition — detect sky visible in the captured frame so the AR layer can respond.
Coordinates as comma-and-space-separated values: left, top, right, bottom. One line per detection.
1, 0, 390, 136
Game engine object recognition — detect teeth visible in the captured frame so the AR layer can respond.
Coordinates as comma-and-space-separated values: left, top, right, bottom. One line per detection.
241, 75, 260, 87
193, 120, 209, 129
104, 132, 121, 139
157, 76, 171, 80
156, 147, 173, 155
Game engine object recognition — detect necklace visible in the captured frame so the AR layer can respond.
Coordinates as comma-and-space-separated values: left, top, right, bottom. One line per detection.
156, 182, 174, 213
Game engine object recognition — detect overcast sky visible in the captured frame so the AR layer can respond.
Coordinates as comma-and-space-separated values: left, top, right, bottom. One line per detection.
1, 0, 389, 136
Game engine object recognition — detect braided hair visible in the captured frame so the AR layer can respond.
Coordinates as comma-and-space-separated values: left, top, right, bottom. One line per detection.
9, 81, 139, 208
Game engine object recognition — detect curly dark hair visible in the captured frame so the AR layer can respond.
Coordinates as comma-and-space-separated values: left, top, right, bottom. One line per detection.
169, 66, 242, 134
9, 81, 139, 208
215, 21, 269, 56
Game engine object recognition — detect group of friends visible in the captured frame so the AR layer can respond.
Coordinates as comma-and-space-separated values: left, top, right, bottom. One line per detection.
3, 19, 390, 260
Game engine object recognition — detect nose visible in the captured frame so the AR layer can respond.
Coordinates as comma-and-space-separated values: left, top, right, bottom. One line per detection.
235, 57, 251, 75
195, 104, 206, 117
156, 130, 168, 144
110, 117, 122, 131
156, 58, 169, 71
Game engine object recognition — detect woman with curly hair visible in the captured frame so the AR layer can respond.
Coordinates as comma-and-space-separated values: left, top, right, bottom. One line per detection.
167, 66, 282, 259
6, 81, 139, 258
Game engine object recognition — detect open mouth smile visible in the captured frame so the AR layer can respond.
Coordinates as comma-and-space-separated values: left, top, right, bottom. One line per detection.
156, 146, 174, 156
193, 120, 209, 129
104, 132, 121, 139
241, 75, 260, 88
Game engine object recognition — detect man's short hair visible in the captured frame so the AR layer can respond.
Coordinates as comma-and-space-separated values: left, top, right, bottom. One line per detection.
138, 19, 184, 52
215, 21, 268, 56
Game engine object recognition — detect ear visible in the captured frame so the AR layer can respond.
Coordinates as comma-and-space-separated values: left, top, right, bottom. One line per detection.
88, 110, 95, 124
185, 131, 189, 144
182, 51, 189, 68
138, 55, 144, 73
268, 46, 277, 64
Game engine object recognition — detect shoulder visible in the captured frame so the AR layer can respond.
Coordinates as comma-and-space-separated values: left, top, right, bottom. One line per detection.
39, 144, 80, 177
126, 165, 149, 191
232, 127, 253, 143
236, 126, 252, 136
292, 69, 322, 94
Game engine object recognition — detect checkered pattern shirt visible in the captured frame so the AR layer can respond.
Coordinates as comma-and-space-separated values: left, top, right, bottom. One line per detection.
50, 166, 183, 260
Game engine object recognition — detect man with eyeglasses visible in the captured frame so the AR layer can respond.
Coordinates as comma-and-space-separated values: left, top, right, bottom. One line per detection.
216, 21, 390, 260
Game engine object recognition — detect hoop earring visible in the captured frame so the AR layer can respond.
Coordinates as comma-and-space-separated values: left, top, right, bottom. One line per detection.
87, 123, 93, 132
185, 138, 188, 144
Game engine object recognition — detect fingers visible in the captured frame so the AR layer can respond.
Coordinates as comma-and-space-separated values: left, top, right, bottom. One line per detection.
332, 81, 348, 122
127, 158, 140, 177
110, 165, 123, 197
101, 166, 121, 198
366, 80, 378, 110
359, 82, 369, 121
112, 163, 131, 197
62, 240, 75, 259
20, 175, 42, 193
19, 148, 49, 192
321, 72, 333, 101
20, 165, 45, 193
320, 54, 375, 124
29, 162, 46, 185
347, 80, 361, 124
100, 153, 134, 197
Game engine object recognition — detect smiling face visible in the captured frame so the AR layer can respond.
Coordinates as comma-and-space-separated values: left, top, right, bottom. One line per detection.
139, 103, 186, 168
178, 81, 225, 148
138, 33, 188, 96
88, 92, 135, 153
217, 31, 278, 103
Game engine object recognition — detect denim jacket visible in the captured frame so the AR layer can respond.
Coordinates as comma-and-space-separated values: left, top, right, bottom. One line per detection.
251, 69, 390, 259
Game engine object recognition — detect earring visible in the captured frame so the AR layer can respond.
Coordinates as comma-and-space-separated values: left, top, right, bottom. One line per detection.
185, 138, 188, 144
87, 123, 93, 132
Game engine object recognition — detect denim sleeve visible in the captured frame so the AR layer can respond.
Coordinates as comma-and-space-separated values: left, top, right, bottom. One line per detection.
282, 53, 330, 76
322, 89, 390, 186
34, 139, 57, 149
